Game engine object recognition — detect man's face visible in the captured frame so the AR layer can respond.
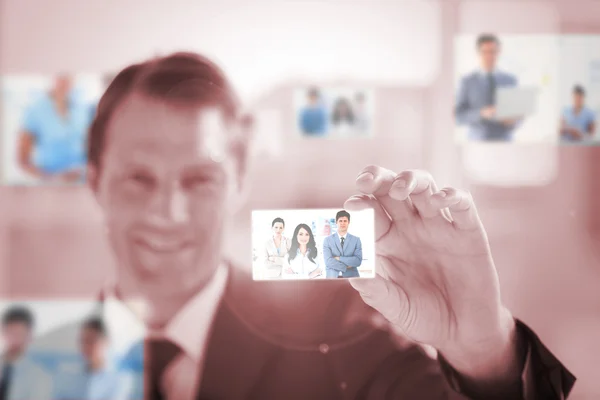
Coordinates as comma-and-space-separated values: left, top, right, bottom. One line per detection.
337, 216, 349, 233
79, 328, 106, 362
574, 92, 584, 108
92, 93, 243, 301
2, 322, 31, 354
54, 76, 72, 98
478, 41, 499, 71
308, 94, 319, 106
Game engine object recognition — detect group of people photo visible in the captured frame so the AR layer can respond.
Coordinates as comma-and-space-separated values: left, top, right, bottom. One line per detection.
255, 209, 375, 280
295, 87, 372, 137
454, 33, 598, 144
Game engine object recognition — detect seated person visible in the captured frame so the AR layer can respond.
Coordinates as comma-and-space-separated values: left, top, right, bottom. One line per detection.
560, 85, 596, 143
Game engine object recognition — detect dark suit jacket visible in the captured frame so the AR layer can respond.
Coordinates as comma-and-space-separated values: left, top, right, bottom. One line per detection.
44, 263, 576, 399
195, 264, 575, 399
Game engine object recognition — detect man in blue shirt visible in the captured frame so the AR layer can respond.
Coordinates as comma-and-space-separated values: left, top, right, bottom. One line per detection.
298, 88, 327, 136
53, 317, 124, 400
455, 34, 521, 141
560, 85, 596, 143
18, 75, 92, 183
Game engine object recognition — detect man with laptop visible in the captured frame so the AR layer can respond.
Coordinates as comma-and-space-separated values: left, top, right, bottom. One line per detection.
455, 34, 531, 142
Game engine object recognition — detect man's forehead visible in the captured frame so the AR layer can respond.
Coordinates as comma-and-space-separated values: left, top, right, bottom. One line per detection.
107, 93, 230, 155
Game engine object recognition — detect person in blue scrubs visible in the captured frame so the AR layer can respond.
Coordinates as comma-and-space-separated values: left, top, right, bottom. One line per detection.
18, 75, 92, 183
560, 85, 596, 143
53, 317, 125, 400
298, 88, 327, 136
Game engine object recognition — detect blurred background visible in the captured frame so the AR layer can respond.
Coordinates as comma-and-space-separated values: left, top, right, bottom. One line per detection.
0, 0, 599, 398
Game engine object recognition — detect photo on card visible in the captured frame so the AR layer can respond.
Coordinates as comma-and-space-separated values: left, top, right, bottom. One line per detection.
252, 208, 376, 281
293, 87, 375, 139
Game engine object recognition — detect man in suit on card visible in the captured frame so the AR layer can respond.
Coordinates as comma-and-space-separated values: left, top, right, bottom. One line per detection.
32, 51, 577, 399
323, 210, 363, 279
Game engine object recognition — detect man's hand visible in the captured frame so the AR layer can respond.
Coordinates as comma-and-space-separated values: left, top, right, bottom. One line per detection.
480, 106, 496, 119
345, 166, 523, 387
334, 256, 340, 261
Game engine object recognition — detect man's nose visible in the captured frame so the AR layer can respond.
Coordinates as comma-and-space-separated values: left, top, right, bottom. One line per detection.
148, 182, 190, 225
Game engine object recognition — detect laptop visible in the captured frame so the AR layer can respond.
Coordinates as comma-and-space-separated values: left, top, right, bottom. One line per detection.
493, 86, 539, 120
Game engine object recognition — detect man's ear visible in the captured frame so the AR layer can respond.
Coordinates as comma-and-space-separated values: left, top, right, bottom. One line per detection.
231, 113, 255, 194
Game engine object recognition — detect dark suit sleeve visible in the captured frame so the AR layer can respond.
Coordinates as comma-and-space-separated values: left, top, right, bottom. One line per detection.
437, 319, 576, 399
356, 343, 469, 399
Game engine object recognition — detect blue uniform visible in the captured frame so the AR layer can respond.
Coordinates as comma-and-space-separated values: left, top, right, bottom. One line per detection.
561, 106, 596, 143
299, 106, 327, 136
22, 93, 92, 174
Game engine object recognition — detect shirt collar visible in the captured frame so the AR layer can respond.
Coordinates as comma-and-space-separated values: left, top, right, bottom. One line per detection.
479, 68, 498, 77
102, 264, 229, 362
338, 232, 347, 239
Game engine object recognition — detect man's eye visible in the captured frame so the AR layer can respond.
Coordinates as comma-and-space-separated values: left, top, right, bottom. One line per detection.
129, 173, 155, 187
182, 175, 213, 189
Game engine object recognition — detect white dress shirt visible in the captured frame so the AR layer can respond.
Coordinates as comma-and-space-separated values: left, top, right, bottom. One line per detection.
338, 233, 347, 277
282, 249, 323, 280
102, 265, 229, 400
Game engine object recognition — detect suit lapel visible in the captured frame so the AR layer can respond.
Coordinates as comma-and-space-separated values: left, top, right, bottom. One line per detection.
333, 233, 343, 255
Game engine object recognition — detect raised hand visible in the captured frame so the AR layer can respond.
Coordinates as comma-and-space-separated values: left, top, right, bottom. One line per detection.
344, 166, 519, 376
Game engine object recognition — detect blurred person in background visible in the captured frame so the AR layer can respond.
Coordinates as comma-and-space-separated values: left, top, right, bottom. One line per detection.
34, 51, 574, 399
560, 85, 596, 143
353, 92, 369, 132
283, 223, 323, 279
17, 74, 91, 184
455, 34, 521, 141
263, 217, 291, 279
0, 306, 52, 400
330, 97, 356, 136
323, 210, 362, 278
53, 317, 124, 400
299, 87, 327, 136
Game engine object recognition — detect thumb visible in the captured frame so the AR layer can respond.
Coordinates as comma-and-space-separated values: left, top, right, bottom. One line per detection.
350, 272, 409, 330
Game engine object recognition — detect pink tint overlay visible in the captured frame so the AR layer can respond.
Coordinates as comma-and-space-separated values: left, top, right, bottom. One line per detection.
0, 0, 598, 398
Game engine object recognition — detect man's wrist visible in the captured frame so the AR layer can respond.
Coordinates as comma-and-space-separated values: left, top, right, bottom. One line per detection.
438, 308, 526, 394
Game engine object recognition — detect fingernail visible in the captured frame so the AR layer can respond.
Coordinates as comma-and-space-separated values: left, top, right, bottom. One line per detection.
391, 179, 406, 190
356, 172, 374, 182
435, 191, 446, 198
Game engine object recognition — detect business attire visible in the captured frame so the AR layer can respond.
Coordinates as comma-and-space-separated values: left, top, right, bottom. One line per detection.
263, 236, 291, 278
32, 261, 575, 399
282, 248, 323, 280
53, 363, 125, 400
455, 70, 519, 141
299, 106, 327, 135
22, 92, 92, 175
0, 353, 53, 400
323, 233, 362, 278
561, 106, 596, 143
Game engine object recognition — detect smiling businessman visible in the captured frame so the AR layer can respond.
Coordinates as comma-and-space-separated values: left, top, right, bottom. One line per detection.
32, 52, 575, 400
